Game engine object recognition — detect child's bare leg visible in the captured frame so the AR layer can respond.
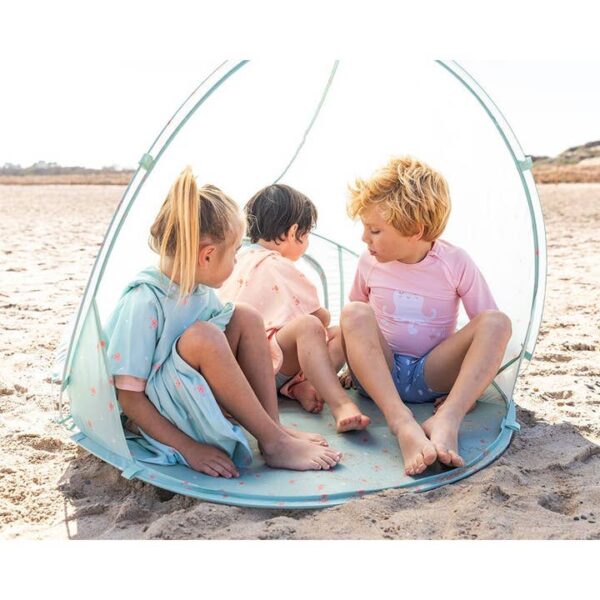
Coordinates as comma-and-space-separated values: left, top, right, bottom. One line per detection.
340, 302, 437, 475
223, 303, 327, 445
326, 326, 346, 372
287, 325, 344, 414
177, 321, 342, 471
421, 310, 512, 467
276, 315, 370, 432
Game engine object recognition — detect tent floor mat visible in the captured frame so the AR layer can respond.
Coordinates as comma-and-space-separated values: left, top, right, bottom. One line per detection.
72, 387, 517, 509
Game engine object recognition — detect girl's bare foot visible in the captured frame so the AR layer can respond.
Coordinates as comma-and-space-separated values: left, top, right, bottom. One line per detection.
391, 416, 438, 476
291, 380, 324, 413
330, 401, 371, 433
421, 411, 465, 468
260, 434, 342, 471
284, 426, 329, 446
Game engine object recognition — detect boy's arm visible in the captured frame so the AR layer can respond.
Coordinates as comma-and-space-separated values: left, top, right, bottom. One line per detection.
456, 250, 498, 318
311, 306, 331, 327
117, 389, 239, 477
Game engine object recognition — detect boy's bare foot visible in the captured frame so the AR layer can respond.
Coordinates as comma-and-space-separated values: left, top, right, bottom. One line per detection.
433, 395, 476, 415
330, 401, 371, 433
260, 435, 342, 471
338, 367, 354, 390
421, 411, 465, 468
124, 418, 141, 435
291, 380, 324, 413
284, 426, 329, 446
391, 416, 438, 476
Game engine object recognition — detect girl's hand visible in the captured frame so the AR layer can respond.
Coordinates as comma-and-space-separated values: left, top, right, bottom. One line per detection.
338, 366, 354, 390
181, 441, 240, 478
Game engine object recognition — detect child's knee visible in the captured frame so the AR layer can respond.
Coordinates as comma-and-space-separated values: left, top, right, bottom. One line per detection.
179, 321, 225, 358
340, 302, 373, 330
478, 310, 512, 341
231, 302, 263, 328
302, 314, 326, 335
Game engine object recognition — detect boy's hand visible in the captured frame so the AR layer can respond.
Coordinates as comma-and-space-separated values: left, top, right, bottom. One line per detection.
181, 441, 240, 478
338, 366, 354, 390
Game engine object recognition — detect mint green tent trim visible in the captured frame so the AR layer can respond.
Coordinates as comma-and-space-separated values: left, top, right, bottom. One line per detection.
60, 60, 546, 508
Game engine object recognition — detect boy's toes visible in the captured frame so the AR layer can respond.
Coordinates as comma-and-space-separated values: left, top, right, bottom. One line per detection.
423, 443, 437, 466
449, 451, 465, 467
433, 444, 452, 466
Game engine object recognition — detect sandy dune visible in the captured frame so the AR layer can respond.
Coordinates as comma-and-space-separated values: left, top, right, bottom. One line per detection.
0, 183, 598, 539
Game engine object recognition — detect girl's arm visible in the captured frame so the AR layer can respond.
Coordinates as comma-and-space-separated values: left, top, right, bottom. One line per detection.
117, 389, 239, 477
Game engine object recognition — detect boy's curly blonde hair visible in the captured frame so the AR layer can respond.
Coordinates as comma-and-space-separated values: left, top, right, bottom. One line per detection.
347, 156, 451, 242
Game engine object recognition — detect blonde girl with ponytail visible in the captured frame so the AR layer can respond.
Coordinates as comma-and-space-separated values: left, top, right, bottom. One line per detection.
105, 167, 342, 477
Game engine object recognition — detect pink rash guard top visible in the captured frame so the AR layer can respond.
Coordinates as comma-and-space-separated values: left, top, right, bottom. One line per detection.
219, 244, 322, 372
349, 239, 497, 358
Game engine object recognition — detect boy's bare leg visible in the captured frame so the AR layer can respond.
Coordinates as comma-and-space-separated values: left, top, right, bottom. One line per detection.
326, 326, 346, 372
177, 319, 342, 471
223, 303, 327, 446
276, 316, 371, 433
421, 310, 512, 467
286, 325, 344, 414
340, 302, 437, 475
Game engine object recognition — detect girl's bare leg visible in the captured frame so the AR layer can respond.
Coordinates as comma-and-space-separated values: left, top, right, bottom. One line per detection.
340, 302, 437, 475
176, 320, 342, 471
223, 303, 327, 445
276, 315, 370, 432
421, 310, 512, 467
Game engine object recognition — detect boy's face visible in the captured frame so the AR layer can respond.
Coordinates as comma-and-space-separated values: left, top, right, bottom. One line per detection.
359, 206, 423, 263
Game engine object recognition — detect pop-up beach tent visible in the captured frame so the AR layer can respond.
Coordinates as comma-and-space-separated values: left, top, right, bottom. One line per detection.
57, 60, 546, 508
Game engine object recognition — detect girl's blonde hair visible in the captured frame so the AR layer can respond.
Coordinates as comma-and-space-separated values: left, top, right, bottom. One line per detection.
149, 167, 241, 297
348, 156, 451, 242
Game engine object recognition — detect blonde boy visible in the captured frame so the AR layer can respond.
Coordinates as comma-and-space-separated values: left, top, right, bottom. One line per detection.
340, 156, 512, 475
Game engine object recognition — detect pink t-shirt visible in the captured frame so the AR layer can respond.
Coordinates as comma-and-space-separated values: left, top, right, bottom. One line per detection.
219, 245, 321, 372
349, 239, 497, 358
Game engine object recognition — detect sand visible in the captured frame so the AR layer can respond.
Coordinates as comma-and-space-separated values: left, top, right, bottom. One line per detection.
0, 183, 598, 540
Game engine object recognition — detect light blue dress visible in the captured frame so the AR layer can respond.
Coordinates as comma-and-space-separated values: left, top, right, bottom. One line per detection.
104, 266, 253, 468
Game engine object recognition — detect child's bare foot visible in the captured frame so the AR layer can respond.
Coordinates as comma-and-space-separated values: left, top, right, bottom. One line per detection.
391, 416, 438, 476
284, 426, 329, 446
433, 395, 476, 415
338, 367, 354, 390
421, 411, 465, 468
260, 435, 342, 471
330, 401, 371, 433
124, 418, 141, 435
292, 380, 324, 413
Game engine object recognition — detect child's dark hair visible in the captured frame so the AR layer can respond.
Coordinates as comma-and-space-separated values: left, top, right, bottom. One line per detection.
245, 184, 317, 244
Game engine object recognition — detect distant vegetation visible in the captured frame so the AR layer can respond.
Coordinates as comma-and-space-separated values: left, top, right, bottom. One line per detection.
3, 144, 600, 185
532, 141, 600, 183
0, 162, 134, 184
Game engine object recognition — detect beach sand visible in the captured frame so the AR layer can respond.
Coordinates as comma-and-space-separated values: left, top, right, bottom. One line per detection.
0, 183, 598, 540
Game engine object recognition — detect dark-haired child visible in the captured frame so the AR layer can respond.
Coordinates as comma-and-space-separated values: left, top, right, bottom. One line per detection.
220, 184, 370, 433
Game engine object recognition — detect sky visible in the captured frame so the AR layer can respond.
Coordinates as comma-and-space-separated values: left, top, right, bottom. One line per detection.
2, 2, 599, 169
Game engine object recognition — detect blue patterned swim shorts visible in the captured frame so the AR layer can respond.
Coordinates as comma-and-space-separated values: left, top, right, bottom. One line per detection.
352, 352, 448, 404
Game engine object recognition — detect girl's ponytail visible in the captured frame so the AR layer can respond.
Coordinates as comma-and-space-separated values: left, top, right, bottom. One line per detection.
149, 167, 241, 298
